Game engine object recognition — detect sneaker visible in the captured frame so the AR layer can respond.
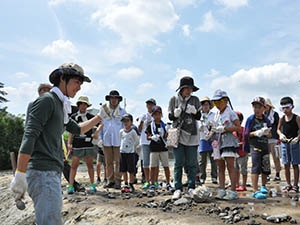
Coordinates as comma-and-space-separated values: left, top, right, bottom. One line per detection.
74, 183, 85, 192
172, 189, 181, 200
166, 183, 174, 191
148, 185, 156, 194
67, 185, 75, 194
104, 182, 115, 188
129, 184, 135, 193
103, 178, 108, 185
114, 181, 121, 190
121, 185, 129, 193
260, 186, 268, 194
154, 181, 160, 189
252, 191, 266, 199
236, 186, 247, 191
188, 188, 195, 198
200, 179, 205, 185
90, 183, 97, 192
223, 190, 238, 200
212, 178, 218, 184
97, 177, 101, 184
142, 182, 150, 189
215, 189, 226, 199
273, 176, 281, 181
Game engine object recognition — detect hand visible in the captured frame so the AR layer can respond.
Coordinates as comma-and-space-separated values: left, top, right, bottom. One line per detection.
92, 136, 99, 145
10, 171, 27, 200
279, 133, 288, 142
215, 125, 225, 133
150, 134, 160, 142
174, 108, 182, 118
97, 139, 103, 148
261, 127, 271, 136
186, 104, 197, 114
254, 129, 264, 137
291, 137, 299, 144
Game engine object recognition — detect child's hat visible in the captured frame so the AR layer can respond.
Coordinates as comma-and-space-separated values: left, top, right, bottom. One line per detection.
211, 89, 228, 101
251, 96, 266, 106
151, 105, 162, 114
121, 113, 133, 122
265, 98, 275, 109
145, 98, 156, 105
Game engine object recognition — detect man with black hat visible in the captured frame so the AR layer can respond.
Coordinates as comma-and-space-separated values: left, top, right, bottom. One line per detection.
67, 96, 97, 194
99, 90, 127, 189
10, 63, 103, 225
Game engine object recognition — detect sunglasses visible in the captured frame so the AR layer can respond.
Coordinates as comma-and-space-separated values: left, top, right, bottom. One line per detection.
280, 106, 292, 111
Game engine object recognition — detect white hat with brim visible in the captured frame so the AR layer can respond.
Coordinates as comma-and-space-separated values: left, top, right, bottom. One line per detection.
211, 89, 229, 101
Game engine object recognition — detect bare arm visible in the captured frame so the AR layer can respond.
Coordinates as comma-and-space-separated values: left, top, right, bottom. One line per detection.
296, 116, 300, 139
16, 153, 31, 173
79, 115, 102, 134
277, 117, 283, 136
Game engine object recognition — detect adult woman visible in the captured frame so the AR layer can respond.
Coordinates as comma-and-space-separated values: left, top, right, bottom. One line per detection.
211, 89, 241, 200
168, 76, 201, 200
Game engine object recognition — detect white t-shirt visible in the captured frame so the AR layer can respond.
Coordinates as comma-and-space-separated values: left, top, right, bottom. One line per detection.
120, 128, 140, 154
138, 112, 153, 145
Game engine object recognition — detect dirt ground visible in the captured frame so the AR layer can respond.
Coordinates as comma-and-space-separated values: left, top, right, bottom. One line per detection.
1, 160, 300, 225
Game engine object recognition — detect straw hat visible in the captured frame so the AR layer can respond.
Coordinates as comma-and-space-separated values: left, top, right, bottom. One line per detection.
265, 98, 275, 109
76, 96, 92, 107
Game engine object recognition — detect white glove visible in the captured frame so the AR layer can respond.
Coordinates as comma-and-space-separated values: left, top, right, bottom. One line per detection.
199, 123, 205, 132
10, 171, 27, 200
291, 137, 299, 144
215, 125, 225, 133
279, 133, 288, 142
97, 139, 103, 148
186, 104, 197, 114
174, 108, 182, 118
261, 127, 271, 136
92, 136, 99, 145
254, 129, 264, 137
140, 114, 147, 122
150, 134, 160, 142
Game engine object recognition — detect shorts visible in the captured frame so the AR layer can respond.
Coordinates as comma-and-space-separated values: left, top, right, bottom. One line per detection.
250, 146, 270, 175
97, 149, 106, 166
142, 144, 151, 168
281, 142, 300, 165
220, 147, 238, 158
72, 147, 96, 158
150, 151, 169, 168
119, 153, 136, 173
235, 155, 248, 175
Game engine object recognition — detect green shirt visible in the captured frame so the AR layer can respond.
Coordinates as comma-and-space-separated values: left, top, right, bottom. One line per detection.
19, 92, 80, 172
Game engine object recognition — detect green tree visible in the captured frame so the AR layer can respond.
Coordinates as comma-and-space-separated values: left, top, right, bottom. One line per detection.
0, 107, 24, 170
0, 82, 9, 103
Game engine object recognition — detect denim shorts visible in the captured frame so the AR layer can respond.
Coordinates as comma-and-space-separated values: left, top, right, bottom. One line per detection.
250, 146, 270, 175
72, 147, 97, 158
27, 169, 62, 225
281, 142, 300, 165
142, 144, 151, 168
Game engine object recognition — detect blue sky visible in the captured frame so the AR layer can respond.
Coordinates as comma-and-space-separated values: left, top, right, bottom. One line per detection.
1, 0, 300, 122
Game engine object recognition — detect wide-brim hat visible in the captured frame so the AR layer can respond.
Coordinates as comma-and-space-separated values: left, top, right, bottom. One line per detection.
211, 89, 229, 101
265, 98, 275, 109
200, 96, 213, 109
105, 90, 123, 102
176, 76, 199, 92
49, 63, 91, 84
76, 96, 92, 107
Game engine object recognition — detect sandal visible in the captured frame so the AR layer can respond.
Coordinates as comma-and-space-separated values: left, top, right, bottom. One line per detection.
289, 186, 299, 193
281, 185, 292, 193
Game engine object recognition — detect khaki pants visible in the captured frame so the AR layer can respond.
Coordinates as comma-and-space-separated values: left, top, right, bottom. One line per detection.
103, 146, 121, 183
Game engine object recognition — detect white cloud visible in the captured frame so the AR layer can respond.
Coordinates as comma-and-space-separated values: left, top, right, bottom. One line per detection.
117, 67, 144, 79
197, 11, 224, 32
91, 1, 179, 45
15, 72, 30, 79
168, 68, 194, 90
136, 82, 153, 95
203, 68, 220, 77
215, 0, 248, 9
41, 40, 78, 59
210, 63, 300, 119
182, 24, 190, 37
172, 0, 200, 7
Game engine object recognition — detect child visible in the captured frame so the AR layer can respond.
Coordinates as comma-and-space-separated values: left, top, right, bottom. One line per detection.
277, 97, 300, 193
234, 111, 248, 191
92, 122, 107, 185
146, 106, 172, 191
244, 97, 271, 199
211, 89, 241, 200
119, 113, 140, 193
198, 96, 218, 185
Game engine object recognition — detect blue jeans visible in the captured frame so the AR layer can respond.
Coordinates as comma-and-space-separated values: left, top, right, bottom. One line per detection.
173, 143, 198, 190
27, 169, 62, 225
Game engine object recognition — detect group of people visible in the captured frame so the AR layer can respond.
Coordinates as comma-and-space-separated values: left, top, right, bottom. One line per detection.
10, 62, 300, 225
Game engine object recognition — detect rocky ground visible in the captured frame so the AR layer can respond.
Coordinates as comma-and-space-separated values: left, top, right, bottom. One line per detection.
1, 162, 300, 225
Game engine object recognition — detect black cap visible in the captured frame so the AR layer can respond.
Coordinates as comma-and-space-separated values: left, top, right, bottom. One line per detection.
105, 90, 123, 102
145, 98, 156, 105
121, 113, 133, 122
151, 105, 162, 114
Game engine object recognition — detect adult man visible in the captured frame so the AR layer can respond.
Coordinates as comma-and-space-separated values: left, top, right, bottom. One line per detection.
99, 90, 126, 189
67, 96, 97, 194
10, 63, 103, 225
